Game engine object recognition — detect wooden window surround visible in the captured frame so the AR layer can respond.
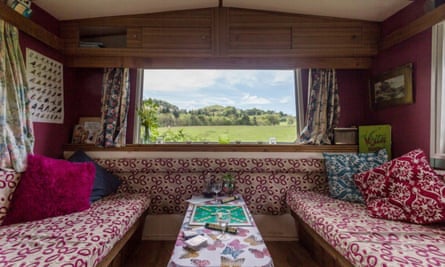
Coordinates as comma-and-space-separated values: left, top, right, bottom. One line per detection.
63, 143, 358, 153
1, 2, 444, 69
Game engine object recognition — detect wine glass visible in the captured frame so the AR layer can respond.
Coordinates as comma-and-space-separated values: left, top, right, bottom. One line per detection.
216, 209, 231, 240
212, 181, 222, 203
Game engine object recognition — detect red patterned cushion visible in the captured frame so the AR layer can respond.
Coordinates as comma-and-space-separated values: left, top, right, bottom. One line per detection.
354, 149, 445, 224
2, 154, 95, 225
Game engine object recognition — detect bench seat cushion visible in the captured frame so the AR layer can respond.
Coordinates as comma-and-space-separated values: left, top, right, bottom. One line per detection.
286, 190, 445, 267
0, 192, 150, 266
0, 170, 21, 225
95, 157, 328, 215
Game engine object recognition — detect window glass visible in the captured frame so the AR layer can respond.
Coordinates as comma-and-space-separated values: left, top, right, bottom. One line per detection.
137, 69, 302, 144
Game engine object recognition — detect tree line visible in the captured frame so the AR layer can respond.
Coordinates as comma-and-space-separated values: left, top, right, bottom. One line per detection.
150, 99, 296, 127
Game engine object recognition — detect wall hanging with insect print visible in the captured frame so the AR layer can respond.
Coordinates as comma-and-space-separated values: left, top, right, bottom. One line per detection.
26, 48, 63, 123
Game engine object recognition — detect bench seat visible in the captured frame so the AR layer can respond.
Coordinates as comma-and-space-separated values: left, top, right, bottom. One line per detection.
0, 192, 150, 266
287, 190, 445, 267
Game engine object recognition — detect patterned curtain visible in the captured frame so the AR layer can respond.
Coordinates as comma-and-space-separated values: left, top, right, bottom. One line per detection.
299, 69, 340, 144
96, 68, 130, 147
0, 20, 34, 172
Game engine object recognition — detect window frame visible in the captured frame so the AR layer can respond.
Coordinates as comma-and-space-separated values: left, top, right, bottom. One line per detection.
430, 21, 445, 167
134, 68, 305, 144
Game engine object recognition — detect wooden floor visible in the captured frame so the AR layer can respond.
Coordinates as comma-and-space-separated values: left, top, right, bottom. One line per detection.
125, 240, 320, 267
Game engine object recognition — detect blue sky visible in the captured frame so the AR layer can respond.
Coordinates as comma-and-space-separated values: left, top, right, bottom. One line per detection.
142, 69, 296, 116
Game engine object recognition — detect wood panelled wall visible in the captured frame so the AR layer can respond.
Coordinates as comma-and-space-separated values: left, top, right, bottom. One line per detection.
60, 7, 379, 69
1, 2, 445, 69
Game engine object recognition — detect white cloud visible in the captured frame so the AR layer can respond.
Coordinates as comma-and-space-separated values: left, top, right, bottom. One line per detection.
279, 96, 291, 104
143, 70, 220, 92
241, 93, 270, 105
219, 70, 258, 88
142, 69, 296, 114
271, 71, 294, 84
143, 69, 293, 93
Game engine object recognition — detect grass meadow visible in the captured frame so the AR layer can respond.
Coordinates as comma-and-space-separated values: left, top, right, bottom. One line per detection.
158, 125, 297, 143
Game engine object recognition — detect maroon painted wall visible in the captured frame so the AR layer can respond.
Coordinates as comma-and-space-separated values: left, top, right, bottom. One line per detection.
368, 0, 432, 157
301, 69, 370, 129
21, 2, 429, 154
18, 5, 75, 159
336, 70, 369, 127
71, 68, 137, 144
17, 4, 140, 155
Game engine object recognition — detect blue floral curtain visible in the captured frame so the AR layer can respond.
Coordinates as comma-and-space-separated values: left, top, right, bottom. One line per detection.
0, 20, 34, 172
299, 69, 340, 144
96, 68, 130, 147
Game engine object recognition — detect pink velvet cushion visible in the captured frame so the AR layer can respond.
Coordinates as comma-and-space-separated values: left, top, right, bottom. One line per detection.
2, 154, 95, 226
354, 149, 445, 224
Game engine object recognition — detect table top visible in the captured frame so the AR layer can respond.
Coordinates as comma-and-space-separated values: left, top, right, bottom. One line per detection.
168, 195, 274, 267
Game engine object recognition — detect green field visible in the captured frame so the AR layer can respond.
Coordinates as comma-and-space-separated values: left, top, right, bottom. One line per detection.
158, 125, 297, 143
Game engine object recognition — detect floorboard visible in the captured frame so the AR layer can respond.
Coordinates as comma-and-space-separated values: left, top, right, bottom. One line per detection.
125, 240, 320, 267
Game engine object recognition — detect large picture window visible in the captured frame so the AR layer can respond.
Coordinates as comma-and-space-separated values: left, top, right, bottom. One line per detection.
135, 69, 304, 144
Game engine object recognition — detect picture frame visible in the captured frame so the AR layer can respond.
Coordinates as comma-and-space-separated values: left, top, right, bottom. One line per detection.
78, 117, 101, 144
71, 124, 87, 144
370, 63, 413, 109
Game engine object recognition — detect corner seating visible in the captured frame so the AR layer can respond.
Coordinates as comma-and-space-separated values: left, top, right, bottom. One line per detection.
0, 169, 150, 266
50, 150, 445, 267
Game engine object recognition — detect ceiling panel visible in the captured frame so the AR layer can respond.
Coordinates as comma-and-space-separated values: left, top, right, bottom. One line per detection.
32, 0, 219, 20
224, 0, 413, 21
32, 0, 413, 21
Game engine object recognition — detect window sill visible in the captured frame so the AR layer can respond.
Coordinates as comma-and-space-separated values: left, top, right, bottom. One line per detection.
63, 143, 358, 153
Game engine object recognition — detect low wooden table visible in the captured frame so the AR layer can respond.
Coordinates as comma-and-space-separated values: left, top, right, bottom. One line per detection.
168, 195, 274, 267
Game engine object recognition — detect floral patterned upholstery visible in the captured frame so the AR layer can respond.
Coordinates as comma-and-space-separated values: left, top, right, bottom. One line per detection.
94, 157, 328, 215
287, 190, 445, 267
0, 169, 21, 225
354, 148, 445, 224
0, 193, 150, 266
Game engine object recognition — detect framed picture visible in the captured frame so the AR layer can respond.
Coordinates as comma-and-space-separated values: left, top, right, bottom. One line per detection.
78, 117, 101, 144
71, 124, 87, 144
370, 63, 413, 109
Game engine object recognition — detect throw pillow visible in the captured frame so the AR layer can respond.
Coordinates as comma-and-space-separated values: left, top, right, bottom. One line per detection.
2, 154, 95, 226
323, 149, 388, 203
354, 148, 445, 224
68, 150, 121, 202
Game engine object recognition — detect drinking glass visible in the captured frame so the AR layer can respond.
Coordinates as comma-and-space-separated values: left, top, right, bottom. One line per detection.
212, 181, 222, 203
216, 209, 231, 240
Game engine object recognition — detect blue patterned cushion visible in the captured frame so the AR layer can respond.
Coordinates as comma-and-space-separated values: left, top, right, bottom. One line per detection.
323, 149, 388, 203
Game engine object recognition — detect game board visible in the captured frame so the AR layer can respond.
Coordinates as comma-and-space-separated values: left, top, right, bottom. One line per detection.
189, 205, 252, 226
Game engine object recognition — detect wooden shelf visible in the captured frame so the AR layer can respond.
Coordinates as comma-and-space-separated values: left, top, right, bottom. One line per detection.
0, 1, 63, 51
380, 3, 445, 50
60, 7, 380, 69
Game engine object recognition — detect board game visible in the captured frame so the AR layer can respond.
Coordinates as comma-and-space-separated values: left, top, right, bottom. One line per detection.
189, 205, 252, 226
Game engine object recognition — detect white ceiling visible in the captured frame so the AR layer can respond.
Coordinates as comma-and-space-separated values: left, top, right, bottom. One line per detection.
32, 0, 413, 22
